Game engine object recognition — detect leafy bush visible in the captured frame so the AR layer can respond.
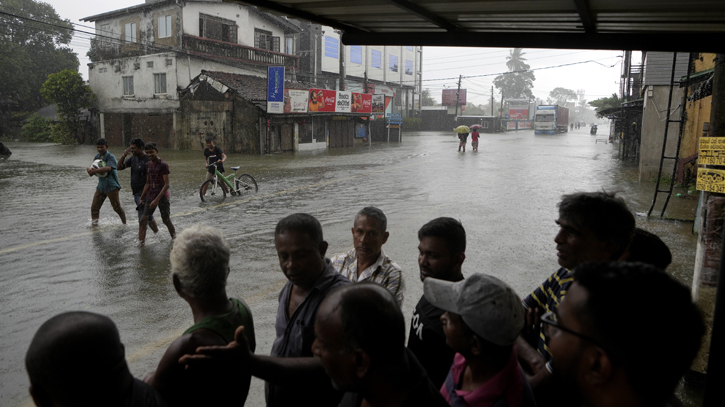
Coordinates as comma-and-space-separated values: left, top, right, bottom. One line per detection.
403, 117, 421, 130
21, 113, 52, 142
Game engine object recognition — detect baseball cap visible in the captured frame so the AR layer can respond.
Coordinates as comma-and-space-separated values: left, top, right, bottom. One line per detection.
424, 273, 524, 346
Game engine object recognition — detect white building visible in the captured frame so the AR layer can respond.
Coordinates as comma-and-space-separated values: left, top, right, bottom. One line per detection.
81, 0, 300, 148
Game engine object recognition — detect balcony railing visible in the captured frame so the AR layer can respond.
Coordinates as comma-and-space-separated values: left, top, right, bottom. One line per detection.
183, 35, 298, 70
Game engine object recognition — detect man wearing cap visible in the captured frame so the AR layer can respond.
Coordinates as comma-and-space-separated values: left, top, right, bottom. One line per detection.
408, 217, 466, 388
517, 191, 635, 398
425, 273, 536, 407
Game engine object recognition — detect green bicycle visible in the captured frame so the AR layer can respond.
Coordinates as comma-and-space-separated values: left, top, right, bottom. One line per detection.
199, 162, 258, 202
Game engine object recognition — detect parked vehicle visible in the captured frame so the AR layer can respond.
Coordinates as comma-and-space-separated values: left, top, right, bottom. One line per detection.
534, 105, 569, 135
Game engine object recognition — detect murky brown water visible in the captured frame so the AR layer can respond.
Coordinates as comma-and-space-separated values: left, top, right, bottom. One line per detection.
0, 126, 700, 406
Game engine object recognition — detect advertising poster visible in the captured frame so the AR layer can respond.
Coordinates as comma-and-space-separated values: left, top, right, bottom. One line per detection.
371, 94, 385, 114
442, 89, 466, 106
284, 89, 308, 113
699, 137, 725, 166
698, 168, 725, 193
308, 88, 336, 112
267, 66, 285, 114
336, 91, 352, 113
351, 92, 372, 113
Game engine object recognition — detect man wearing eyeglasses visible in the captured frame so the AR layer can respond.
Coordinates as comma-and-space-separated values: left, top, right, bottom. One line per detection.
544, 262, 703, 407
516, 192, 635, 402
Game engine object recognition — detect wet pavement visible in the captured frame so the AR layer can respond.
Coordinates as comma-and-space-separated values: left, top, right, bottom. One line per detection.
0, 126, 699, 407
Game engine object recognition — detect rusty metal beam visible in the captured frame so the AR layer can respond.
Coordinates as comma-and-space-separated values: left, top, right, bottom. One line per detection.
341, 31, 725, 54
222, 0, 367, 34
572, 0, 595, 33
385, 0, 462, 32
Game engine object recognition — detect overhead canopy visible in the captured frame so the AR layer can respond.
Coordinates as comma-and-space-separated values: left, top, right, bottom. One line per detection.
224, 0, 725, 53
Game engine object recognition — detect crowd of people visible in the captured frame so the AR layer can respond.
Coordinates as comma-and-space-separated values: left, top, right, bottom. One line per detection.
26, 192, 704, 407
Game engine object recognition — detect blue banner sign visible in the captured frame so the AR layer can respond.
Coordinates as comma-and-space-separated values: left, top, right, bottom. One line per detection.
267, 67, 284, 102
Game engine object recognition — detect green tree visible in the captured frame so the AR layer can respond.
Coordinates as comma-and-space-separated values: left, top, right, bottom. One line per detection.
21, 112, 52, 141
463, 102, 485, 115
40, 70, 94, 144
547, 87, 578, 105
421, 89, 437, 106
493, 48, 536, 100
0, 0, 78, 113
589, 93, 623, 116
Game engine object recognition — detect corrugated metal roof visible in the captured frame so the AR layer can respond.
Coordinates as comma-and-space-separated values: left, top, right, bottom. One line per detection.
225, 0, 725, 52
643, 52, 690, 86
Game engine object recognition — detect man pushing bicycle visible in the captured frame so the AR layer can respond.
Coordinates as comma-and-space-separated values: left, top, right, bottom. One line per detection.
203, 135, 228, 195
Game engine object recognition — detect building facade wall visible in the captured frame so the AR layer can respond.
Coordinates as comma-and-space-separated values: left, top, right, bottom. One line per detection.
639, 85, 683, 181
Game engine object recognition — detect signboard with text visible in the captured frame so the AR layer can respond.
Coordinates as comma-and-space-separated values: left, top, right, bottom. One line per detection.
372, 94, 385, 114
336, 91, 352, 113
442, 89, 466, 106
508, 99, 530, 120
308, 88, 337, 112
267, 66, 285, 114
698, 168, 725, 193
699, 137, 725, 166
284, 89, 308, 113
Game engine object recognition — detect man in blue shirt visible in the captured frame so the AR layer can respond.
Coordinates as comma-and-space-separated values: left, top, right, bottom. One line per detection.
86, 138, 126, 226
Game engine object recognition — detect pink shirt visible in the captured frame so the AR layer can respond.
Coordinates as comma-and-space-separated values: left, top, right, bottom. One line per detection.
440, 346, 526, 407
471, 132, 480, 141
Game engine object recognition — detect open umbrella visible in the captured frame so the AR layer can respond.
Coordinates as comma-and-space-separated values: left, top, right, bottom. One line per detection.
469, 124, 483, 130
454, 125, 470, 133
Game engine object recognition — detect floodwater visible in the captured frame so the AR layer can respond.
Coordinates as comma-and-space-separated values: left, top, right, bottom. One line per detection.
0, 126, 699, 407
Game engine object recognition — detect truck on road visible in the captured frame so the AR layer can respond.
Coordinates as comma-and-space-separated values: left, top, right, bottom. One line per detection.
534, 105, 569, 135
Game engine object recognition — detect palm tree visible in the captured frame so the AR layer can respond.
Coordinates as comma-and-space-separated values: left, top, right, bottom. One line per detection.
493, 48, 536, 99
506, 48, 529, 72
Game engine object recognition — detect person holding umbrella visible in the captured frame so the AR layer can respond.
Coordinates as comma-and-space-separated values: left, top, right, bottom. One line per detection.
469, 124, 482, 152
454, 125, 470, 152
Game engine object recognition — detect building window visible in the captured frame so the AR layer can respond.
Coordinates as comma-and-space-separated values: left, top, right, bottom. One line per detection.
285, 36, 294, 54
405, 59, 413, 75
350, 45, 362, 64
124, 22, 137, 43
147, 61, 154, 68
154, 73, 167, 94
389, 55, 398, 72
254, 28, 279, 52
199, 14, 237, 43
371, 49, 381, 69
158, 15, 172, 38
405, 46, 413, 51
324, 36, 339, 59
123, 76, 134, 96
165, 58, 173, 66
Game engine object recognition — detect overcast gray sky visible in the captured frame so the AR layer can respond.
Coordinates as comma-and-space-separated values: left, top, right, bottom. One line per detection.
51, 0, 628, 107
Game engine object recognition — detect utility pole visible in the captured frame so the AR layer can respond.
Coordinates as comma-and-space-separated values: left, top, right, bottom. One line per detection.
491, 86, 494, 115
454, 75, 462, 117
338, 31, 345, 91
500, 89, 504, 117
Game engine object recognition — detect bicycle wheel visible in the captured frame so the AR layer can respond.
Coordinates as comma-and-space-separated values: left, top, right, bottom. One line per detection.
200, 179, 226, 202
235, 174, 258, 196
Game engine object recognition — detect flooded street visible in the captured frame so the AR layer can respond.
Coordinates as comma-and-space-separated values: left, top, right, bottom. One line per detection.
0, 126, 699, 407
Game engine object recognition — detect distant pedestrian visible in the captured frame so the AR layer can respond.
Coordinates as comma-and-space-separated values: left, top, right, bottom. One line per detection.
86, 138, 127, 226
471, 130, 480, 152
117, 138, 158, 234
570, 123, 574, 131
138, 142, 175, 245
458, 132, 468, 152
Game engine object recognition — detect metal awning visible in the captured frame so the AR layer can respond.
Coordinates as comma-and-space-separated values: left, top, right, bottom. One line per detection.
224, 0, 725, 53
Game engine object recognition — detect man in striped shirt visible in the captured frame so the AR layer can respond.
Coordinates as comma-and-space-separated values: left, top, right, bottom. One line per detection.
517, 192, 635, 401
330, 207, 405, 307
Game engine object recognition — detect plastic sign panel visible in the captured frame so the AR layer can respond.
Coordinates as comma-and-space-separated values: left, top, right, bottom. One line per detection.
336, 91, 352, 113
442, 89, 466, 106
699, 137, 725, 166
351, 93, 372, 113
284, 89, 308, 113
372, 94, 385, 114
508, 99, 530, 120
697, 168, 725, 193
267, 66, 285, 114
308, 88, 336, 112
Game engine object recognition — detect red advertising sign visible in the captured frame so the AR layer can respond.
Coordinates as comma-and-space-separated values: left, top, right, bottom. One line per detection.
442, 89, 466, 106
508, 108, 529, 120
351, 92, 372, 113
308, 88, 336, 112
371, 94, 385, 114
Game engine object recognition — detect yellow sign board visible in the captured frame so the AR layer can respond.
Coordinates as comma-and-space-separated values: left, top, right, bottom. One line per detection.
697, 168, 725, 193
699, 137, 725, 166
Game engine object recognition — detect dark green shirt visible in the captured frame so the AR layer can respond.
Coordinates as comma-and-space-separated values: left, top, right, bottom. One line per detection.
183, 297, 256, 352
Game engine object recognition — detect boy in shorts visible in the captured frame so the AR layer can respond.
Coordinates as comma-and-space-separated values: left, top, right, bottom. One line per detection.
138, 143, 176, 245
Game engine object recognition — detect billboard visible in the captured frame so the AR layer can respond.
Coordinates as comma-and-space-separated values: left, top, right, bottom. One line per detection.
284, 89, 308, 113
442, 89, 466, 106
372, 94, 385, 114
336, 91, 352, 113
308, 88, 336, 112
507, 99, 530, 120
352, 93, 372, 113
267, 66, 285, 114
